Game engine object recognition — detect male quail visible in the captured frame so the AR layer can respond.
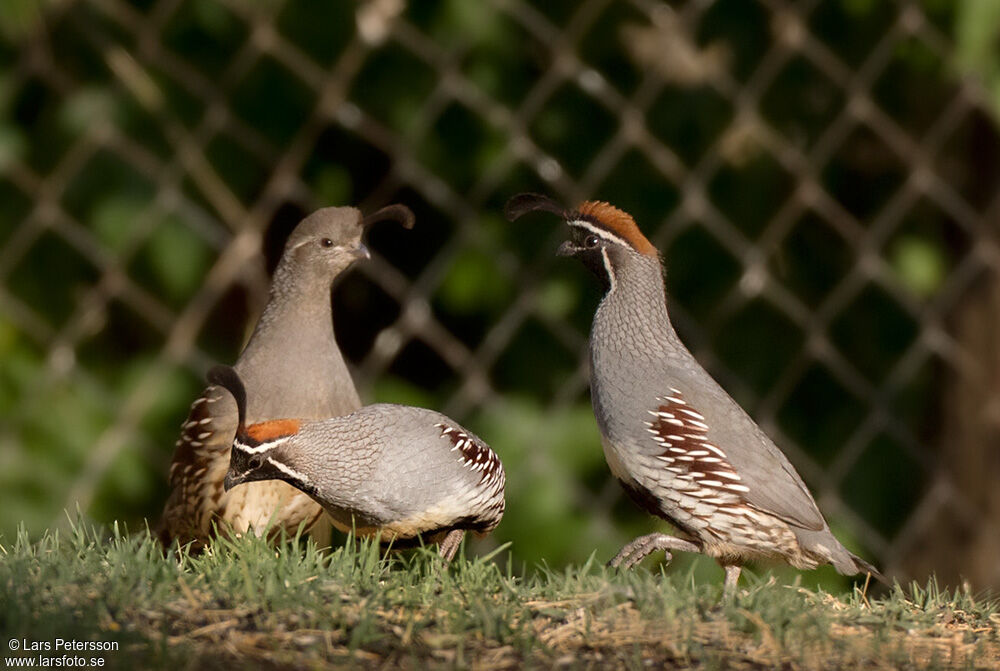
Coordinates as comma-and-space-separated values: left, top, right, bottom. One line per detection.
206, 365, 506, 561
159, 204, 414, 549
505, 193, 884, 591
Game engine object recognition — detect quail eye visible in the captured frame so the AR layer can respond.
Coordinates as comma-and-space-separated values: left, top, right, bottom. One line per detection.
320, 238, 334, 248
248, 457, 263, 470
584, 235, 600, 248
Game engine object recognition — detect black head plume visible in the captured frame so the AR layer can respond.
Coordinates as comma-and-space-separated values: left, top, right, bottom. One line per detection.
503, 193, 567, 222
361, 204, 415, 229
207, 365, 247, 431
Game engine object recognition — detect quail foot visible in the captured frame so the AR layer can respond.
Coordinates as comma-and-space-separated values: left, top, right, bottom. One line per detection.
505, 193, 885, 592
159, 204, 414, 550
207, 365, 506, 562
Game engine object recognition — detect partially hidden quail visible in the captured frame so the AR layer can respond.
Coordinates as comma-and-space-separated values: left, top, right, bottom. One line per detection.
158, 204, 414, 549
505, 193, 884, 591
206, 365, 506, 561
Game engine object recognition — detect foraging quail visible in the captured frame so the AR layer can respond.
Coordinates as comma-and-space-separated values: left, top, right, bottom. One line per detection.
505, 193, 884, 591
158, 204, 414, 549
206, 365, 506, 561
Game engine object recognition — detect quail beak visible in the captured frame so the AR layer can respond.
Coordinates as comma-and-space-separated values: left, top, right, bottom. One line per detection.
556, 240, 580, 257
223, 471, 243, 492
351, 242, 371, 261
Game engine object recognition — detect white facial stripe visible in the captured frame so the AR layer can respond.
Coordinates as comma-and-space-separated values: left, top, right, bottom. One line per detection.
568, 219, 630, 248
267, 457, 309, 484
601, 247, 617, 293
290, 238, 351, 252
233, 436, 291, 454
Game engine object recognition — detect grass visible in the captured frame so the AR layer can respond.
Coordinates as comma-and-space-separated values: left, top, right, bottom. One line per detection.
1, 520, 998, 670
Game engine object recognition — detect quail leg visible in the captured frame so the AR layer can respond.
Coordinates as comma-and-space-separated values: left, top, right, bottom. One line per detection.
609, 533, 701, 570
723, 565, 741, 595
438, 529, 465, 563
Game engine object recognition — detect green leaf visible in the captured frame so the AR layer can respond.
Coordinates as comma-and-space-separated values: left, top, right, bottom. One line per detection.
0, 124, 26, 170
90, 196, 151, 254
890, 236, 946, 298
535, 278, 576, 320
312, 165, 353, 206
144, 217, 213, 302
438, 249, 511, 312
59, 88, 120, 135
955, 0, 1000, 118
371, 377, 435, 407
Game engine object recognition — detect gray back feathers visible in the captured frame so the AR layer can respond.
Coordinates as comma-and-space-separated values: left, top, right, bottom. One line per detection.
244, 404, 506, 535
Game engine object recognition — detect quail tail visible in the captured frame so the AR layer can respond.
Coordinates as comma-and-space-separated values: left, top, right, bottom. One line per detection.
825, 535, 888, 585
847, 552, 888, 585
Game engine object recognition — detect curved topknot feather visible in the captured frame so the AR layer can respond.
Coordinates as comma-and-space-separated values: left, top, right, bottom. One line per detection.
362, 204, 415, 229
503, 193, 567, 222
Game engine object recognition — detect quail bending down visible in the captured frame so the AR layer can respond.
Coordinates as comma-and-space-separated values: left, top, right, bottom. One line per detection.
159, 204, 414, 549
505, 193, 884, 591
207, 365, 506, 561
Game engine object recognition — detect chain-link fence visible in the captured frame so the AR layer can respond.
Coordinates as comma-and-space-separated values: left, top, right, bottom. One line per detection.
1, 0, 999, 590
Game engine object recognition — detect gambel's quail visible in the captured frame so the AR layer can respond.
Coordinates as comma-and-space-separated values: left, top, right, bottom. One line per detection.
505, 193, 884, 591
159, 204, 415, 549
206, 365, 506, 561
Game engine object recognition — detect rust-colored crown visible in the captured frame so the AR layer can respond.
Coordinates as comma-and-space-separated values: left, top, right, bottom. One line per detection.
247, 419, 300, 442
576, 201, 657, 257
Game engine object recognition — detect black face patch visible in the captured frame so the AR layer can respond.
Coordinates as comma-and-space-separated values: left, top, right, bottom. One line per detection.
565, 226, 614, 290
577, 247, 612, 290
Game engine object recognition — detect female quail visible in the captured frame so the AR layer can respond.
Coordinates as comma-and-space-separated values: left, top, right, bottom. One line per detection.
505, 193, 884, 590
159, 204, 414, 549
208, 365, 506, 561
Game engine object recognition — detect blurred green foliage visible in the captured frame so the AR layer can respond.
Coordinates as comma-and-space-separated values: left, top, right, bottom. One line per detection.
0, 0, 996, 592
957, 0, 1000, 116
